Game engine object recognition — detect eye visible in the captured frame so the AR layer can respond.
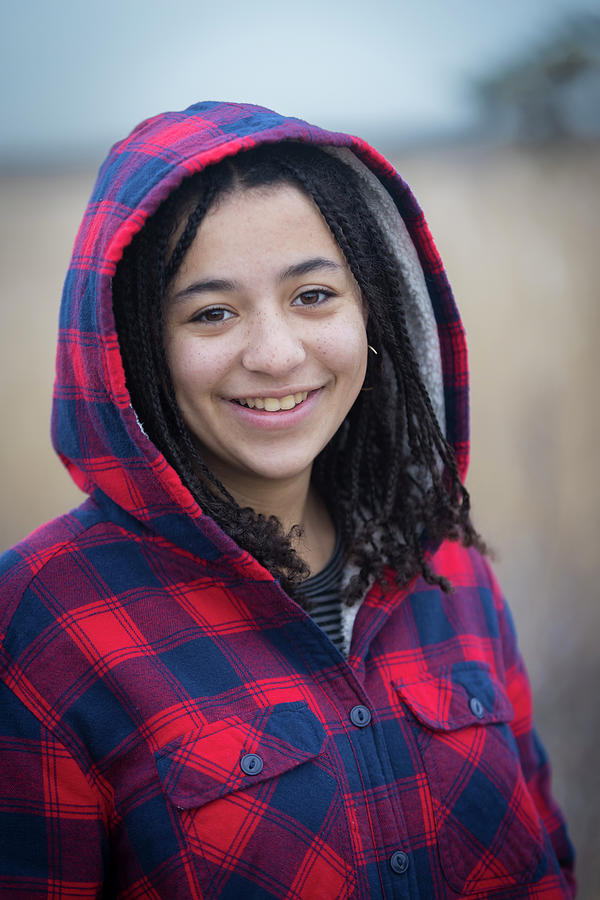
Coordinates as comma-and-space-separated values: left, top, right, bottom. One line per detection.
190, 306, 235, 324
292, 289, 335, 307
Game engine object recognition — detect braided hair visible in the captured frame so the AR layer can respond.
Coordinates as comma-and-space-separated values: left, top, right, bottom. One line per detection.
113, 142, 486, 606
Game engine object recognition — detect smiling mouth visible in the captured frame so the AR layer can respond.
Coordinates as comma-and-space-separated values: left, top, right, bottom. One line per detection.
232, 391, 310, 411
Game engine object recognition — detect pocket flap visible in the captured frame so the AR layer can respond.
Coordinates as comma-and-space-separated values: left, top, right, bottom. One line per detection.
155, 702, 326, 809
394, 661, 514, 731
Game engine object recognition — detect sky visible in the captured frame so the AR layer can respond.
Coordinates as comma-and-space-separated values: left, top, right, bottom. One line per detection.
1, 0, 599, 165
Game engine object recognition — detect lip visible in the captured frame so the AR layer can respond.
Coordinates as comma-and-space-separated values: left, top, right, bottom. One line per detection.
226, 387, 322, 430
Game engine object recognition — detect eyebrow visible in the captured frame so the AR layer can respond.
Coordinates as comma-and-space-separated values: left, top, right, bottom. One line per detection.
169, 257, 344, 303
279, 257, 343, 281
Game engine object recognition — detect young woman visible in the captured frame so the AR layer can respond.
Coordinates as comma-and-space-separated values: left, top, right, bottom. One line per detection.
0, 101, 575, 898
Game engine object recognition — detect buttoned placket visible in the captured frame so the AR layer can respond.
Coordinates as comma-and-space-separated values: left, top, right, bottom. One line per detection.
284, 586, 419, 898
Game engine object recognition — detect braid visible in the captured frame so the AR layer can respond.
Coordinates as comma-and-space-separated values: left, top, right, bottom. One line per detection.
113, 142, 486, 608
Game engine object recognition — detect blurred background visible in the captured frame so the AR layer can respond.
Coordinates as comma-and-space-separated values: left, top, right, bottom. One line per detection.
1, 0, 599, 893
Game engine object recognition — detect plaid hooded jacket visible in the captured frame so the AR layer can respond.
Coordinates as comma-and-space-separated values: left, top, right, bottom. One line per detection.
0, 102, 575, 898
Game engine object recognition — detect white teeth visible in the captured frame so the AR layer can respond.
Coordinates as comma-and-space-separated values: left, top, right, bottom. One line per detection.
237, 391, 309, 411
279, 395, 296, 410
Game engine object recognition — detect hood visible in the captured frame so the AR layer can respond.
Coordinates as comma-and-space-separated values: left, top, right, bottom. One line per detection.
52, 100, 469, 561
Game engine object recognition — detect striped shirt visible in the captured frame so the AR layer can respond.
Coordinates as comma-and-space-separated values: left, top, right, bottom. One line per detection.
297, 536, 345, 652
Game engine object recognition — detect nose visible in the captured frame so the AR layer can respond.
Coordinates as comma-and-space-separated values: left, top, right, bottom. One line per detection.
241, 311, 306, 376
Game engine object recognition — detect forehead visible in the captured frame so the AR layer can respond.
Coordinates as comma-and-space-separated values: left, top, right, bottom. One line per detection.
180, 183, 347, 272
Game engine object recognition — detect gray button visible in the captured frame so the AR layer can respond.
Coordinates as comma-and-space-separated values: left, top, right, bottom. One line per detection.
240, 753, 263, 775
389, 850, 410, 874
469, 696, 485, 719
349, 705, 372, 727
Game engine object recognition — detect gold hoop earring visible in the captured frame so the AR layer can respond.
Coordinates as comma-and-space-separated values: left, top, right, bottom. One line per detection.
362, 345, 378, 391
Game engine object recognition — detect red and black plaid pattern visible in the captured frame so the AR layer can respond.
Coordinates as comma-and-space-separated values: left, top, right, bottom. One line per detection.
0, 102, 574, 897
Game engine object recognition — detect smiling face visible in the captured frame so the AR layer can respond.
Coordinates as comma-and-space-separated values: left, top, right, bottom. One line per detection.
163, 183, 368, 504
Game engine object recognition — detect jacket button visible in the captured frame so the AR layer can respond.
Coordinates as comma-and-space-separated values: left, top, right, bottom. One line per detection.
349, 705, 372, 727
240, 753, 263, 775
469, 696, 485, 719
389, 850, 410, 874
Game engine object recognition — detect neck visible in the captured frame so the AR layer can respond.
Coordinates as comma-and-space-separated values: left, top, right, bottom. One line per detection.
221, 469, 336, 575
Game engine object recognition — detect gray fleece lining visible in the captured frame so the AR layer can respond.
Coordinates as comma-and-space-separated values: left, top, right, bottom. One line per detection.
325, 147, 446, 438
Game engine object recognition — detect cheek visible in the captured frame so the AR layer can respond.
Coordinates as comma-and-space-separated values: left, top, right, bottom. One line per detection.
316, 313, 368, 383
165, 332, 230, 400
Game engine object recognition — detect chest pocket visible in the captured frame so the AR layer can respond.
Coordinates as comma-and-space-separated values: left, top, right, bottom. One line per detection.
395, 662, 546, 895
155, 702, 354, 899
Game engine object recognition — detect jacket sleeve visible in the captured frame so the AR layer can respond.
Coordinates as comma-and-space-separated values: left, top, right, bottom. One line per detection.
0, 679, 109, 898
487, 560, 577, 897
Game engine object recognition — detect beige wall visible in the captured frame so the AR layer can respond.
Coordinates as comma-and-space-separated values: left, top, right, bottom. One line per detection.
396, 143, 600, 898
1, 144, 599, 895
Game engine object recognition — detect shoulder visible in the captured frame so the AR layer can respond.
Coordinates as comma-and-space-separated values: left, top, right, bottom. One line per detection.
400, 540, 518, 676
428, 540, 508, 626
0, 498, 165, 751
0, 497, 153, 652
1, 505, 91, 627
429, 540, 500, 594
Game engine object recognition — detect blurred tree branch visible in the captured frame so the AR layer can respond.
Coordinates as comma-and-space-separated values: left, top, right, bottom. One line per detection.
474, 15, 600, 142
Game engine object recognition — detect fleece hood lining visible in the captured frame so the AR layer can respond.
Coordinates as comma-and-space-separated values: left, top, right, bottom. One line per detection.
325, 147, 446, 437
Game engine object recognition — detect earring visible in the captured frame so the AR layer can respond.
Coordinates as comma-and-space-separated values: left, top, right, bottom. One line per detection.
362, 345, 378, 391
